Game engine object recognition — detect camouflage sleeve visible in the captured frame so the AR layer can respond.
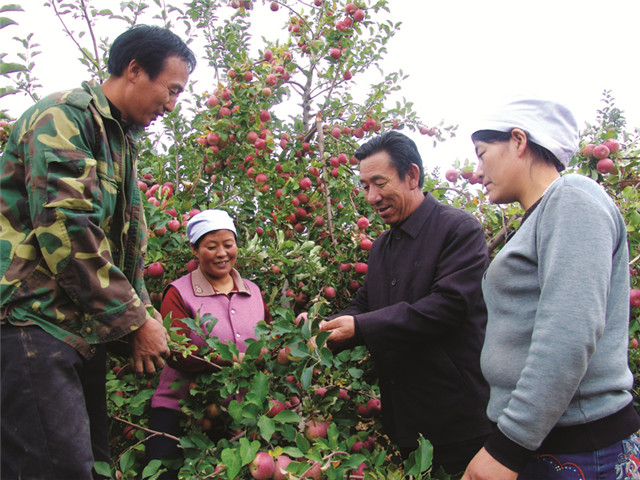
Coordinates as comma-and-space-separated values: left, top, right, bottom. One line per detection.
22, 104, 151, 340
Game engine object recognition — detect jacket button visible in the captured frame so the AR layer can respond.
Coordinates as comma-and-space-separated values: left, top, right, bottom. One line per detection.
391, 278, 397, 286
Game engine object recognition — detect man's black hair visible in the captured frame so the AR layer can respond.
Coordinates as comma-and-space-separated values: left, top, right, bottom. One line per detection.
107, 25, 197, 80
354, 131, 425, 188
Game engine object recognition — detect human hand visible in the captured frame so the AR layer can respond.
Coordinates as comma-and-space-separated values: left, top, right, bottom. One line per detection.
318, 315, 355, 350
131, 316, 170, 375
461, 448, 518, 480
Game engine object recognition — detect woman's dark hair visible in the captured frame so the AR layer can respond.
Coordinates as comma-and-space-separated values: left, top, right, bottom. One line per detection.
471, 129, 565, 172
107, 25, 197, 80
354, 131, 425, 187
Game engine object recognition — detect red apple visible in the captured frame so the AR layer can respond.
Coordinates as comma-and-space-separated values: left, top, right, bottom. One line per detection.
631, 288, 640, 307
331, 126, 341, 138
249, 452, 275, 480
445, 169, 459, 182
186, 259, 199, 273
302, 462, 323, 480
299, 177, 312, 190
356, 217, 370, 230
269, 2, 278, 12
582, 143, 596, 157
247, 131, 259, 143
304, 419, 329, 441
596, 158, 615, 174
345, 3, 357, 14
277, 347, 291, 365
206, 95, 220, 108
339, 263, 353, 272
343, 70, 353, 80
273, 455, 292, 480
338, 388, 350, 401
354, 262, 368, 274
593, 144, 610, 160
259, 110, 271, 122
604, 139, 620, 154
323, 286, 336, 298
329, 48, 341, 59
353, 9, 365, 21
147, 262, 164, 278
314, 387, 327, 397
167, 219, 181, 232
366, 397, 381, 415
266, 399, 285, 417
359, 238, 372, 250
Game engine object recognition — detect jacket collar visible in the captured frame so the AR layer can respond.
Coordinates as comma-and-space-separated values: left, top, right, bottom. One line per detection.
190, 267, 251, 297
393, 192, 437, 239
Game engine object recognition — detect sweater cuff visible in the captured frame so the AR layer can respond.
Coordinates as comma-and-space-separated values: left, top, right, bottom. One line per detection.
485, 428, 534, 473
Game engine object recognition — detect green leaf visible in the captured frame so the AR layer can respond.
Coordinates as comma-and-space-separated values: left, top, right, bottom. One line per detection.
0, 5, 23, 13
238, 437, 260, 466
120, 450, 135, 474
0, 62, 25, 74
257, 415, 275, 442
295, 432, 310, 454
281, 447, 303, 459
228, 399, 243, 422
273, 409, 300, 423
250, 371, 268, 402
0, 17, 17, 29
221, 448, 241, 479
142, 459, 162, 478
93, 461, 111, 477
300, 365, 313, 389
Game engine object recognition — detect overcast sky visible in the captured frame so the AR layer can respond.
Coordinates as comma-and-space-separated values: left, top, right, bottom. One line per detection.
3, 0, 639, 175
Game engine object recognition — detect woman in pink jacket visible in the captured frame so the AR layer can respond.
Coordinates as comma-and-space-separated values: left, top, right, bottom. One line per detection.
146, 209, 270, 478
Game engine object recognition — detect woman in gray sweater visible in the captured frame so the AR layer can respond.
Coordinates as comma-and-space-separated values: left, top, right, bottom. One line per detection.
462, 99, 640, 480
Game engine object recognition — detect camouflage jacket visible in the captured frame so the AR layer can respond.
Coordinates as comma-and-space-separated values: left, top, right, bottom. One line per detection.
0, 80, 152, 358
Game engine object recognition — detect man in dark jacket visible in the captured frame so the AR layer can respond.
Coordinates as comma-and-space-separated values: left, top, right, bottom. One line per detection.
320, 131, 491, 474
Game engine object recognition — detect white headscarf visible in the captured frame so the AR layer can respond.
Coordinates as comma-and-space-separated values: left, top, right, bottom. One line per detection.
186, 209, 237, 245
472, 98, 579, 167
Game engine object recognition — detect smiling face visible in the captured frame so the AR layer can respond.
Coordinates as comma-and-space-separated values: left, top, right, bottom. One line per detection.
474, 137, 527, 205
121, 55, 189, 127
192, 230, 238, 282
359, 150, 422, 226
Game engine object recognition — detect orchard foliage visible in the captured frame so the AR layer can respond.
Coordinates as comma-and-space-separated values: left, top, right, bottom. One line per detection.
1, 0, 639, 479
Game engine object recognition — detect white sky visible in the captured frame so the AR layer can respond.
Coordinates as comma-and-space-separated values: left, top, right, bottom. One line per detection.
3, 0, 639, 176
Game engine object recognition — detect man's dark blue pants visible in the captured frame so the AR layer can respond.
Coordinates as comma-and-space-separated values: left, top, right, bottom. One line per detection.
1, 325, 109, 479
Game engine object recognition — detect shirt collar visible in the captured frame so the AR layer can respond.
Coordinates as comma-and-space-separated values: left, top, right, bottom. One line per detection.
392, 192, 437, 239
190, 267, 252, 297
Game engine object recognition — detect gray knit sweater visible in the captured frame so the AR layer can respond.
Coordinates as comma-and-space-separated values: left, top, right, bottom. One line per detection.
481, 173, 633, 453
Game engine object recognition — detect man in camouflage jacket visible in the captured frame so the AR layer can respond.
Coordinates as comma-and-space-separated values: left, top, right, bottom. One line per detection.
0, 25, 196, 479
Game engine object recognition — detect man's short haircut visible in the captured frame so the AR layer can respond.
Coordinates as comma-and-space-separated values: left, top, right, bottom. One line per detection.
107, 25, 197, 80
354, 131, 425, 188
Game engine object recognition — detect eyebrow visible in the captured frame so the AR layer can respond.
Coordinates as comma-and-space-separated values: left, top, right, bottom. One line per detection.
361, 174, 390, 184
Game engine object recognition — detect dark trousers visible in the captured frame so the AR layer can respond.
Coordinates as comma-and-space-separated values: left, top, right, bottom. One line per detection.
1, 325, 109, 480
146, 407, 183, 480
